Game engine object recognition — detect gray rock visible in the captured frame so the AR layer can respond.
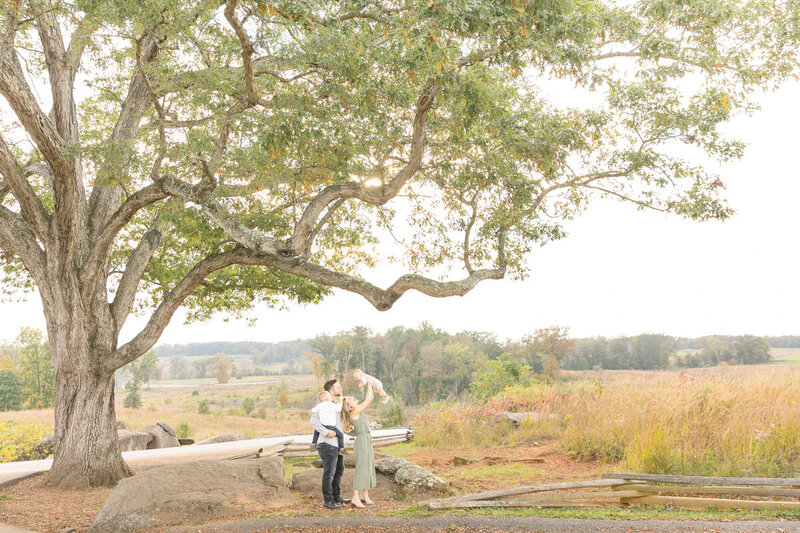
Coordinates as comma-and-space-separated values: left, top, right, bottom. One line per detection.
195, 433, 242, 445
374, 456, 412, 474
144, 422, 180, 449
117, 429, 153, 452
35, 434, 56, 457
90, 456, 292, 533
290, 468, 394, 501
311, 452, 390, 469
116, 419, 126, 429
394, 464, 453, 495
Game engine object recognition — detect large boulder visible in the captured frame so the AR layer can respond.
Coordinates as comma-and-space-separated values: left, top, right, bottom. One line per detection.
90, 456, 293, 533
374, 456, 412, 474
34, 434, 56, 458
394, 464, 454, 496
144, 422, 180, 449
311, 452, 391, 469
195, 433, 242, 445
293, 455, 454, 501
290, 468, 395, 501
117, 429, 153, 452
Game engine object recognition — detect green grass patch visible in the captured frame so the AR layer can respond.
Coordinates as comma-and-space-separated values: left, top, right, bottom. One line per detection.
379, 441, 419, 458
0, 493, 11, 501
382, 505, 800, 521
283, 456, 317, 483
459, 463, 545, 484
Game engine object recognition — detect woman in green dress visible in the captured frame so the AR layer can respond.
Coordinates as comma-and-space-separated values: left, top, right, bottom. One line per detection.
342, 381, 376, 508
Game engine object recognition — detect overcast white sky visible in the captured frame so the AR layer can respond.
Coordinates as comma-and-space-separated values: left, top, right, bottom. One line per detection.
1, 80, 798, 346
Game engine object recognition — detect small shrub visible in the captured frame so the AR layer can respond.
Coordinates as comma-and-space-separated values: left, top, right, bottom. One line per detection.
242, 396, 256, 415
198, 399, 210, 414
191, 390, 199, 396
176, 421, 192, 439
0, 420, 49, 462
123, 381, 142, 408
377, 394, 406, 426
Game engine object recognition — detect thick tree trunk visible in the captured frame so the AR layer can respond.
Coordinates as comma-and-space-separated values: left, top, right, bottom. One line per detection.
44, 366, 131, 488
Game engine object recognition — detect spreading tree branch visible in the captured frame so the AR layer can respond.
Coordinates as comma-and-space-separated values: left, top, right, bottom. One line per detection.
0, 204, 47, 286
0, 134, 50, 242
110, 219, 168, 334
111, 227, 506, 370
81, 184, 169, 289
288, 87, 436, 254
34, 5, 78, 142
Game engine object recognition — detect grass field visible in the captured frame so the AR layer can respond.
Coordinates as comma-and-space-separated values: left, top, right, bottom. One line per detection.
4, 362, 800, 522
769, 347, 800, 364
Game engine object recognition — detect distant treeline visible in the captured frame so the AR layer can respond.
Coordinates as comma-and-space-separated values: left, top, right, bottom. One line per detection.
154, 339, 312, 364
563, 334, 772, 371
768, 336, 800, 348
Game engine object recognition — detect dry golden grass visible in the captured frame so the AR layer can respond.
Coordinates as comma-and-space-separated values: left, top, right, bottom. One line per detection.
562, 364, 800, 475
0, 377, 321, 443
415, 364, 800, 477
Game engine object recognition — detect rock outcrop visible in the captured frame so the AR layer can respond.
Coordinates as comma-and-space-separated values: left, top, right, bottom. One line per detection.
117, 429, 153, 452
144, 422, 180, 449
195, 433, 242, 445
394, 464, 453, 495
90, 456, 293, 533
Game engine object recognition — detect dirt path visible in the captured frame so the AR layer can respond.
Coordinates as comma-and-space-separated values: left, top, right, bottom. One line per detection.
160, 516, 800, 532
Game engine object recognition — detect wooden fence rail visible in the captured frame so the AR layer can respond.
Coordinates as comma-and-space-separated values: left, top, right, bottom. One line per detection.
428, 474, 800, 511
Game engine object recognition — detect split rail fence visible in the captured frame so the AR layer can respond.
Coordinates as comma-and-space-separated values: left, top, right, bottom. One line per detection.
429, 473, 800, 511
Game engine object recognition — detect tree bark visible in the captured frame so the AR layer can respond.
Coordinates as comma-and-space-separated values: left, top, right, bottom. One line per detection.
45, 362, 131, 488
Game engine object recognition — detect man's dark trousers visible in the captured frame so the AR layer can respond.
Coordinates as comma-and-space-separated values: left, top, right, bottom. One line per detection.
318, 442, 344, 503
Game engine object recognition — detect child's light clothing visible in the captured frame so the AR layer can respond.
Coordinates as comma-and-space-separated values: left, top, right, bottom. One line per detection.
311, 400, 345, 451
359, 372, 384, 393
312, 400, 342, 427
359, 372, 390, 403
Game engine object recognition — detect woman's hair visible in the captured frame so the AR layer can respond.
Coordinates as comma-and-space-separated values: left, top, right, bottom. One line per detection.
340, 396, 355, 433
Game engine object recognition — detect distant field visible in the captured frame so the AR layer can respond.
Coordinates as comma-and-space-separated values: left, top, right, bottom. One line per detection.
769, 347, 800, 364
2, 373, 328, 441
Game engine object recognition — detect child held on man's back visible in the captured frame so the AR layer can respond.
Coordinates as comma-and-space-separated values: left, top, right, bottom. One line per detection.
310, 390, 345, 453
352, 368, 390, 404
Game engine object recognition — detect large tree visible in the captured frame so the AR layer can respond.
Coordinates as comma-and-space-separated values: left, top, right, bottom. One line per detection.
0, 0, 796, 488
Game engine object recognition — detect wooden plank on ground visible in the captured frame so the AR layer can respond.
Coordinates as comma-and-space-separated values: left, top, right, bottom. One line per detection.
522, 490, 647, 502
429, 499, 603, 509
622, 495, 800, 510
439, 478, 632, 503
613, 483, 800, 498
605, 473, 800, 486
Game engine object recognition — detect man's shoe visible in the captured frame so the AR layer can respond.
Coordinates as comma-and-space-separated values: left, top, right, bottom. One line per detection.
335, 498, 351, 504
381, 395, 390, 404
324, 501, 341, 510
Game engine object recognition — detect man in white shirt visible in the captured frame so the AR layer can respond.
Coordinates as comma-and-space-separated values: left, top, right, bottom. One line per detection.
309, 378, 351, 509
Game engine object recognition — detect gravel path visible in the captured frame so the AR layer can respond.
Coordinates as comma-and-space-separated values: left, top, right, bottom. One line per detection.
162, 516, 800, 533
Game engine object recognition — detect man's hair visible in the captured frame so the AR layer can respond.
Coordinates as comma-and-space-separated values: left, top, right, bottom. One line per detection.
323, 379, 338, 392
317, 390, 331, 402
352, 368, 362, 374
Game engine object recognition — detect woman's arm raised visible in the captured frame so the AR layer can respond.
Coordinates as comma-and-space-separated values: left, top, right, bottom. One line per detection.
351, 382, 374, 418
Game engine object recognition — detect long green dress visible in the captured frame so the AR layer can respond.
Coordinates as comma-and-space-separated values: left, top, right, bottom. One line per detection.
352, 414, 376, 490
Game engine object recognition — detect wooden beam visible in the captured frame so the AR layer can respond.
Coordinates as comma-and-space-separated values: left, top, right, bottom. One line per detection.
523, 490, 647, 502
622, 495, 800, 510
438, 479, 632, 503
614, 483, 800, 498
605, 473, 800, 487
